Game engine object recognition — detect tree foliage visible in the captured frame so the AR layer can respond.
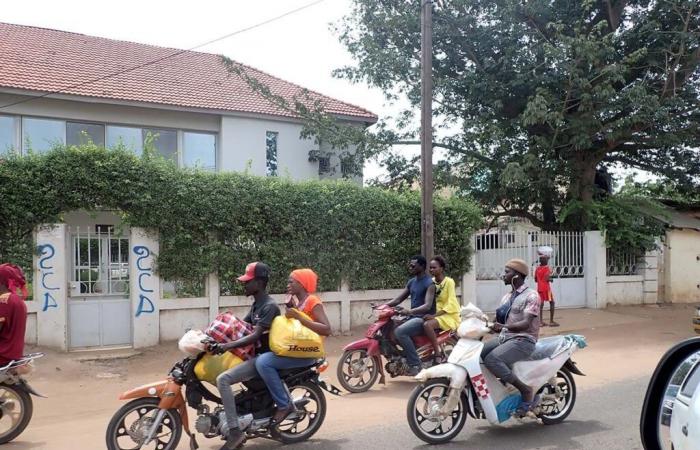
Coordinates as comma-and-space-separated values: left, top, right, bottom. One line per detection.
0, 146, 481, 293
335, 0, 700, 232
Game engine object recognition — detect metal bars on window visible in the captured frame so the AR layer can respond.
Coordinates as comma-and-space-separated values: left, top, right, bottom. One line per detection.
606, 248, 642, 276
70, 226, 129, 296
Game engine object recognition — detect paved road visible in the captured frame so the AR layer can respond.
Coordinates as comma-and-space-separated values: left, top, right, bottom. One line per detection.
246, 376, 648, 450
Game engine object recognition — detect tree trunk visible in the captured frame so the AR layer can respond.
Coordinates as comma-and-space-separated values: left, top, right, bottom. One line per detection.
563, 155, 599, 229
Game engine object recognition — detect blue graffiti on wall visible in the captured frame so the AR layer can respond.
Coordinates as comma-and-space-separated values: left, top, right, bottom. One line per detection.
37, 244, 59, 311
133, 246, 155, 317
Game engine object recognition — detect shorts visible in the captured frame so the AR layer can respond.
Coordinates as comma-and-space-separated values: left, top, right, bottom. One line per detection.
538, 290, 554, 303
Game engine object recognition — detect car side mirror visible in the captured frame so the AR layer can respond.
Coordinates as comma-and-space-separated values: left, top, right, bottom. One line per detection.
640, 337, 700, 450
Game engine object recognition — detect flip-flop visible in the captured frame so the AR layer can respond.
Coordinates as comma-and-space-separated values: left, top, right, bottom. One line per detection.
514, 395, 541, 416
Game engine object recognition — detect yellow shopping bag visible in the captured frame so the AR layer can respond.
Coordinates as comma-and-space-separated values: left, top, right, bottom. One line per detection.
194, 352, 244, 384
269, 313, 325, 358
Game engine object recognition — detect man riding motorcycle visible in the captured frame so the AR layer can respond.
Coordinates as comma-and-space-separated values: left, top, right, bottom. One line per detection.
213, 262, 280, 450
481, 258, 541, 414
382, 255, 436, 376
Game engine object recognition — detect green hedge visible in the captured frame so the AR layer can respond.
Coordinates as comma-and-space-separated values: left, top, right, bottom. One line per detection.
0, 146, 482, 293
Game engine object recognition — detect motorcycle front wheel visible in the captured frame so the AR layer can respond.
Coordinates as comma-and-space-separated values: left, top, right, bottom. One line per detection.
406, 378, 468, 444
337, 350, 380, 393
0, 383, 33, 444
272, 381, 327, 444
105, 397, 182, 450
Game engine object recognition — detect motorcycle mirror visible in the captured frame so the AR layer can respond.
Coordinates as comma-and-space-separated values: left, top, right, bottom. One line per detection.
640, 337, 700, 450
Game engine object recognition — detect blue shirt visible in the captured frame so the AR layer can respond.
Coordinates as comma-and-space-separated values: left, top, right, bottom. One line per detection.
407, 275, 435, 315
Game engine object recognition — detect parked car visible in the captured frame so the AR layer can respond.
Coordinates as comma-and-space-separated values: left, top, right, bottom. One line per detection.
641, 337, 700, 450
661, 384, 680, 426
669, 358, 700, 449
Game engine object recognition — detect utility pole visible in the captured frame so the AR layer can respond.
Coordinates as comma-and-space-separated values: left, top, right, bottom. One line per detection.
420, 0, 434, 258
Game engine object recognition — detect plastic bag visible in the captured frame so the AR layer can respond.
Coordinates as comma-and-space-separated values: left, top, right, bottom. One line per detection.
205, 312, 254, 359
537, 246, 554, 257
178, 329, 207, 356
194, 352, 243, 384
269, 313, 325, 358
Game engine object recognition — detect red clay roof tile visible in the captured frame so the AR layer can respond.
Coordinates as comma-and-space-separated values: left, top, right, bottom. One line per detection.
0, 22, 378, 123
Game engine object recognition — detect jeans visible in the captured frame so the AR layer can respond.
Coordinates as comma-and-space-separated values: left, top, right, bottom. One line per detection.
481, 337, 535, 384
216, 357, 259, 431
255, 352, 317, 408
394, 317, 425, 367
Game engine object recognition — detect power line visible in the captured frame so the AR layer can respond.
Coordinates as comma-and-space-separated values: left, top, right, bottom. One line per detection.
0, 0, 326, 110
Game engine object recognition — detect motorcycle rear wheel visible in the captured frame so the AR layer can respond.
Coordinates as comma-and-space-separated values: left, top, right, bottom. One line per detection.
272, 381, 327, 444
538, 368, 577, 425
407, 378, 468, 444
337, 349, 380, 393
0, 383, 33, 444
105, 397, 182, 450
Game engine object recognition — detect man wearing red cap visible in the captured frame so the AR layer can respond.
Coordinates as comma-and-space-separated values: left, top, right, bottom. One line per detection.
0, 264, 28, 366
214, 262, 280, 450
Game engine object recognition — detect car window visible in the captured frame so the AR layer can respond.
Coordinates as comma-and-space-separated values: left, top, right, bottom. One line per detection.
680, 363, 700, 398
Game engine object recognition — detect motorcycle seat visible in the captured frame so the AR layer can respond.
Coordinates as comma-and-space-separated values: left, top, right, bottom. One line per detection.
529, 336, 567, 360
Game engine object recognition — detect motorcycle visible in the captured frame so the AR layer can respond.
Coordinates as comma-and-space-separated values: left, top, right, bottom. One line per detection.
105, 340, 340, 450
0, 352, 45, 444
337, 304, 457, 393
406, 303, 586, 444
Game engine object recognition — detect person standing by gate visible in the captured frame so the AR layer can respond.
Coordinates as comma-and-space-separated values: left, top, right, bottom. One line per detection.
535, 247, 559, 327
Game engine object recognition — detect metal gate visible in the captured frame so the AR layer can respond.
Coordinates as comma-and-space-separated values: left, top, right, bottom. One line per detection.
68, 226, 132, 348
474, 230, 586, 311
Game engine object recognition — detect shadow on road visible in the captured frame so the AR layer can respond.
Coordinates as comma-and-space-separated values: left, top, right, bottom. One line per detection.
412, 419, 611, 450
247, 437, 350, 449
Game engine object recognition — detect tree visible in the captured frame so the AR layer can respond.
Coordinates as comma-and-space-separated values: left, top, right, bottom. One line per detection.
334, 0, 700, 230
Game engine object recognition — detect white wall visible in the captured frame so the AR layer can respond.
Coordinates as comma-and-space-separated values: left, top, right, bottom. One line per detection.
665, 229, 700, 303
219, 116, 318, 179
606, 276, 644, 306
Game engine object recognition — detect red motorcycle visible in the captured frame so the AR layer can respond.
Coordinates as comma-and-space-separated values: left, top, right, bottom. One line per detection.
336, 305, 457, 393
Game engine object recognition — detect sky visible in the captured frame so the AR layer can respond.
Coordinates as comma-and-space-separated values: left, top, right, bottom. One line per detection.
1, 0, 400, 179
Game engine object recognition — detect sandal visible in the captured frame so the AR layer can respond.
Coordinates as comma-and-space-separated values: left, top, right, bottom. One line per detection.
432, 352, 446, 365
514, 395, 541, 416
270, 404, 295, 425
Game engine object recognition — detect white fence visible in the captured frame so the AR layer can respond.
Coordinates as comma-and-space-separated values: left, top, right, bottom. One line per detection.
475, 231, 585, 280
473, 230, 586, 311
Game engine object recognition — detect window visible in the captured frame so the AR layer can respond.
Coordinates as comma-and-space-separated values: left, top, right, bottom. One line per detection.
266, 131, 278, 176
143, 128, 177, 161
183, 132, 216, 170
22, 117, 65, 153
107, 125, 143, 155
0, 116, 15, 155
681, 362, 700, 399
318, 156, 331, 175
67, 122, 105, 147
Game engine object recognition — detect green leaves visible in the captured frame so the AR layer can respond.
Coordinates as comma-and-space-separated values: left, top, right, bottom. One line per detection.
0, 146, 481, 294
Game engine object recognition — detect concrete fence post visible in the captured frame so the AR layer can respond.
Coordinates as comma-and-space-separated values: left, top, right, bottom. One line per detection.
130, 228, 160, 348
340, 280, 351, 335
208, 272, 221, 322
641, 247, 660, 304
584, 230, 607, 309
35, 224, 69, 350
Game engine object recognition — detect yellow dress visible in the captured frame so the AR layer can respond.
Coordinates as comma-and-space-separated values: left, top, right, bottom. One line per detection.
434, 277, 461, 331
